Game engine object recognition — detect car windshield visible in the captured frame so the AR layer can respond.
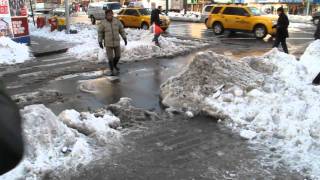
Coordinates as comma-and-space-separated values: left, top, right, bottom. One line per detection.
138, 9, 151, 15
248, 7, 263, 16
105, 3, 121, 10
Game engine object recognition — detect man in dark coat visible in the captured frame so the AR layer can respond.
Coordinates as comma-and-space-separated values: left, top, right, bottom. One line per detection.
151, 5, 162, 46
0, 81, 23, 175
272, 7, 289, 54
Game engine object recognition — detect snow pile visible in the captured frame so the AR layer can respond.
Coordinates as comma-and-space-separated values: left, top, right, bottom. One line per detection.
0, 37, 31, 65
160, 51, 264, 113
161, 40, 320, 178
168, 11, 201, 22
288, 15, 312, 24
59, 109, 121, 144
289, 22, 315, 29
30, 23, 207, 62
1, 104, 121, 180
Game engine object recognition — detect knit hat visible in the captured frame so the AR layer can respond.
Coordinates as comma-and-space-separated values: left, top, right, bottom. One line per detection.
277, 7, 284, 12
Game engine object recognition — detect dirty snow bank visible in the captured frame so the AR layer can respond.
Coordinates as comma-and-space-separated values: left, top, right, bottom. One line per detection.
30, 23, 207, 62
168, 11, 201, 22
160, 40, 320, 178
0, 37, 31, 65
1, 104, 121, 180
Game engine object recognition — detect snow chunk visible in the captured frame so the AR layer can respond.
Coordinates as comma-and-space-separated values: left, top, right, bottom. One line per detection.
59, 109, 121, 144
1, 104, 122, 179
185, 111, 194, 118
0, 37, 31, 64
240, 130, 257, 140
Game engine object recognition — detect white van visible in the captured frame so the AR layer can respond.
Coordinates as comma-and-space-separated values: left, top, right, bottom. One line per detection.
88, 2, 121, 24
200, 4, 214, 24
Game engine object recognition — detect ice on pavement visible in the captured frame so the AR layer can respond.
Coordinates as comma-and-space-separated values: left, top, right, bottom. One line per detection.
0, 37, 31, 65
161, 40, 320, 178
30, 23, 207, 62
1, 104, 121, 180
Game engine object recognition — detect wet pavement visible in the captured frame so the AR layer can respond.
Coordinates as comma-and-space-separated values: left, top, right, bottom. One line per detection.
72, 115, 304, 180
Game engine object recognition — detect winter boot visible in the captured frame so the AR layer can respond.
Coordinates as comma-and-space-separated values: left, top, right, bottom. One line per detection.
113, 57, 120, 74
108, 59, 115, 76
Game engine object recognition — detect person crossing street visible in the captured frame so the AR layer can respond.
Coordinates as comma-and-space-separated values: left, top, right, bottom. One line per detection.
151, 5, 162, 47
98, 9, 127, 76
272, 7, 290, 54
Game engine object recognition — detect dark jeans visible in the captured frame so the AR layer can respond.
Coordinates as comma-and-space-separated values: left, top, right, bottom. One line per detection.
153, 34, 160, 45
106, 46, 121, 71
273, 37, 289, 54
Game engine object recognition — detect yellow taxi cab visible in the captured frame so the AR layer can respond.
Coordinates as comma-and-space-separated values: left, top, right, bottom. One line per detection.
117, 8, 170, 31
206, 5, 277, 39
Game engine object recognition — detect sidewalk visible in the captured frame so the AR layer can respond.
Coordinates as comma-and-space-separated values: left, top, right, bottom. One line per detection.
30, 36, 75, 57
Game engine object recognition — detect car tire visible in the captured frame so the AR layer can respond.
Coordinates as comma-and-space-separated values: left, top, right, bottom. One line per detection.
313, 18, 319, 25
91, 16, 96, 25
254, 25, 267, 39
212, 22, 224, 35
141, 23, 149, 30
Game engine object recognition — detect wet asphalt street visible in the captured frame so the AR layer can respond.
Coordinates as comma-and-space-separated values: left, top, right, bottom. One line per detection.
1, 20, 317, 179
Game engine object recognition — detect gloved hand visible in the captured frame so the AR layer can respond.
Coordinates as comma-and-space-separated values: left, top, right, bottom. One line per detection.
123, 38, 127, 46
99, 42, 103, 49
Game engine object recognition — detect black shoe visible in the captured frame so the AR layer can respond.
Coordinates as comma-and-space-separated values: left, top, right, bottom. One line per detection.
107, 71, 115, 76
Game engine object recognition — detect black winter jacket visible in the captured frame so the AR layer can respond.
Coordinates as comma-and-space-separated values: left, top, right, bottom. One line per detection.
151, 9, 161, 26
274, 13, 289, 38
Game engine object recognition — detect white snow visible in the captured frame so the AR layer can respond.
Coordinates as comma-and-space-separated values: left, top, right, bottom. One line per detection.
205, 40, 320, 178
289, 22, 315, 29
0, 104, 121, 180
288, 15, 313, 24
168, 11, 201, 22
0, 37, 31, 65
30, 23, 207, 62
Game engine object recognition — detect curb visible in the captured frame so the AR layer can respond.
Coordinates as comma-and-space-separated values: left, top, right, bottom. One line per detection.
32, 48, 69, 57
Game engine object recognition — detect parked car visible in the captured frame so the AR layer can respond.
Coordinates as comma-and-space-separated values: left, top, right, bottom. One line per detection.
312, 11, 320, 25
87, 2, 121, 24
206, 5, 277, 39
117, 8, 170, 31
200, 4, 215, 24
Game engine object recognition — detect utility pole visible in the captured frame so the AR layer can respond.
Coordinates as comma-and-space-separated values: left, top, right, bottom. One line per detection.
65, 0, 70, 34
306, 0, 310, 15
184, 0, 187, 15
166, 0, 169, 15
29, 0, 35, 26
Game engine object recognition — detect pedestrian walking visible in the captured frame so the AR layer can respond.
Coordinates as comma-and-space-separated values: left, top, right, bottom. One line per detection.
272, 7, 289, 54
98, 9, 127, 76
151, 5, 162, 47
